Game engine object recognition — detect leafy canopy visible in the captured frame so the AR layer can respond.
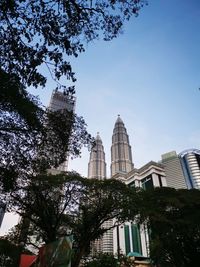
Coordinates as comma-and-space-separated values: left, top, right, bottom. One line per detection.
0, 0, 147, 89
7, 174, 140, 267
0, 71, 93, 192
138, 187, 200, 267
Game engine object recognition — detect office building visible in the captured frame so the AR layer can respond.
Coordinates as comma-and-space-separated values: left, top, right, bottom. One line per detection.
179, 148, 200, 189
161, 151, 187, 189
112, 161, 166, 257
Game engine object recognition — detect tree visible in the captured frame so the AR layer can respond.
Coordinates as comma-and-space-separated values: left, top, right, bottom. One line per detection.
8, 174, 140, 267
0, 69, 93, 193
83, 253, 136, 267
0, 0, 147, 192
0, 237, 32, 267
0, 238, 20, 267
70, 178, 139, 267
138, 187, 200, 267
0, 0, 148, 185
0, 0, 147, 89
83, 253, 119, 267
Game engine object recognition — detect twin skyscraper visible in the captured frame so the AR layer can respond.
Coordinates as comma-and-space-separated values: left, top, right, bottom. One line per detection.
88, 115, 135, 254
88, 115, 134, 180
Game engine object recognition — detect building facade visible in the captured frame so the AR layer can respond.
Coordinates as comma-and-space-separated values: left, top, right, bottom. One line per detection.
88, 133, 113, 254
48, 89, 75, 113
161, 151, 187, 189
161, 149, 200, 189
88, 133, 106, 180
48, 90, 76, 173
112, 161, 166, 257
110, 116, 135, 255
111, 115, 134, 176
179, 149, 200, 189
110, 116, 167, 257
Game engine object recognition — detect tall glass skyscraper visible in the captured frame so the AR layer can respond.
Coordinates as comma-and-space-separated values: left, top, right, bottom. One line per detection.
161, 151, 187, 189
179, 149, 200, 189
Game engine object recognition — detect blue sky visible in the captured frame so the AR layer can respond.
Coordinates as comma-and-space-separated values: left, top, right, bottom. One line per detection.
1, 0, 200, 235
30, 0, 200, 177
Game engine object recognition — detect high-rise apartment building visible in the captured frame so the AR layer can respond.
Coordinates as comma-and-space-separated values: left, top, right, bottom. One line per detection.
179, 149, 200, 189
161, 151, 187, 189
48, 90, 76, 172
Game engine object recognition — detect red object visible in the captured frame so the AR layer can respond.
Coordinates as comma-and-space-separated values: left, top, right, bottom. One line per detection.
19, 254, 37, 267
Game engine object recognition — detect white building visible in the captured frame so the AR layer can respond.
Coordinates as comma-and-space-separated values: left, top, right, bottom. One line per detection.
112, 161, 166, 257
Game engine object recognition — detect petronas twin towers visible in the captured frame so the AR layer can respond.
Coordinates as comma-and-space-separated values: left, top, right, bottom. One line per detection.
88, 115, 134, 253
88, 115, 134, 180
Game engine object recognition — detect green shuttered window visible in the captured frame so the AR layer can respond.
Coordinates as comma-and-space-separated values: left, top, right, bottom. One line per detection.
131, 224, 142, 254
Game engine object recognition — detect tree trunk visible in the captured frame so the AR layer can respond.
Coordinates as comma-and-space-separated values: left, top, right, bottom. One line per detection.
72, 245, 86, 267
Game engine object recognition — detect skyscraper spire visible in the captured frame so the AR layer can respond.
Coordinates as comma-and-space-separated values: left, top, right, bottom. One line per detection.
111, 115, 134, 176
88, 132, 106, 179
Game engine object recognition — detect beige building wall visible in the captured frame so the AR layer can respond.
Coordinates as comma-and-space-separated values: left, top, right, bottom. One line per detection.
161, 151, 187, 189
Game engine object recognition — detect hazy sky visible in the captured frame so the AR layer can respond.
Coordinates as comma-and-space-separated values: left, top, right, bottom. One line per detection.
1, 0, 200, 234
33, 0, 200, 177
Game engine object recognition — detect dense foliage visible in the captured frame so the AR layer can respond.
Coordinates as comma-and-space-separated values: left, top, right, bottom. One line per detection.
139, 187, 200, 267
83, 253, 119, 267
0, 237, 32, 267
7, 174, 139, 267
0, 0, 147, 195
0, 71, 92, 193
3, 184, 200, 267
3, 2, 200, 267
0, 238, 20, 267
0, 0, 147, 89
